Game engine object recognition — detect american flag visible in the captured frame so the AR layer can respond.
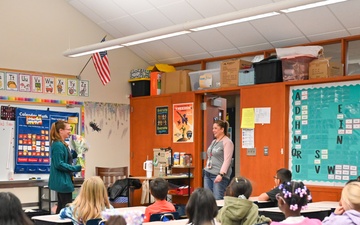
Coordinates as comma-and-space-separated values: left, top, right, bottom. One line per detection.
92, 38, 110, 85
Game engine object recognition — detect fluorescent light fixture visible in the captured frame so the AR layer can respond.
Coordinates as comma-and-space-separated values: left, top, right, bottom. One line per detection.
122, 31, 191, 46
190, 12, 280, 31
64, 0, 326, 57
67, 45, 123, 57
281, 0, 347, 13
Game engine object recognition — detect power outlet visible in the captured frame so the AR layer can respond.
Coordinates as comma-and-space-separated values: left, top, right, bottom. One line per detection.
264, 146, 269, 156
247, 148, 256, 156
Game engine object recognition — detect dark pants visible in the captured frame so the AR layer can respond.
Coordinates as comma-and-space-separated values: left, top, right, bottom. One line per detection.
56, 192, 72, 214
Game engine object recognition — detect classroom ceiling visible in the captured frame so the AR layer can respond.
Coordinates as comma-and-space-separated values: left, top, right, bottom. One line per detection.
66, 0, 360, 65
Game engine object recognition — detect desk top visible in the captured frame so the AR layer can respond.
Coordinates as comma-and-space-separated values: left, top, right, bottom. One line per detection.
129, 175, 192, 180
32, 214, 71, 223
216, 197, 273, 207
258, 205, 331, 213
308, 201, 339, 209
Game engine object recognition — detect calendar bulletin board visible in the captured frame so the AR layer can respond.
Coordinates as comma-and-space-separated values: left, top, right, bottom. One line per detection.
289, 81, 360, 185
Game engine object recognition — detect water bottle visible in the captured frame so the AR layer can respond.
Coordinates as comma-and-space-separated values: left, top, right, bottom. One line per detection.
159, 164, 164, 177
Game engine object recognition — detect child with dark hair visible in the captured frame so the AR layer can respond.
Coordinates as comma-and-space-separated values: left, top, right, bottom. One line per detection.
143, 178, 175, 222
259, 168, 292, 202
270, 181, 321, 225
0, 192, 34, 225
216, 177, 271, 225
186, 188, 218, 225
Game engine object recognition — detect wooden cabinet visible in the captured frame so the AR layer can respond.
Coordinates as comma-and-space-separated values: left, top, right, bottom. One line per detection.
129, 93, 201, 205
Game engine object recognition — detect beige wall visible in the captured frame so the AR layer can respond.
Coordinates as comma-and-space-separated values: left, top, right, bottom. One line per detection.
0, 0, 148, 202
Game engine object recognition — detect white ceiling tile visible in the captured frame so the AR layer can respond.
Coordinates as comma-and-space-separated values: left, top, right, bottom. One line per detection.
148, 0, 184, 8
271, 37, 310, 48
131, 8, 174, 30
187, 0, 235, 17
158, 1, 203, 24
183, 52, 213, 62
162, 35, 205, 56
189, 30, 236, 52
127, 45, 157, 63
107, 16, 148, 36
112, 0, 154, 15
136, 41, 181, 61
251, 14, 303, 42
238, 43, 274, 53
286, 7, 345, 36
78, 0, 126, 21
226, 0, 274, 10
218, 23, 267, 47
307, 30, 350, 42
348, 27, 360, 36
97, 22, 125, 37
67, 0, 104, 24
210, 48, 241, 57
329, 0, 360, 30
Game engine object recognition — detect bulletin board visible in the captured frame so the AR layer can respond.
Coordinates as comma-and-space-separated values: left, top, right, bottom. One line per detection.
0, 103, 81, 181
289, 81, 360, 186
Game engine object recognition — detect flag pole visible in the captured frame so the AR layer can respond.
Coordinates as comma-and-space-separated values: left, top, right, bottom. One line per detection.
76, 35, 107, 80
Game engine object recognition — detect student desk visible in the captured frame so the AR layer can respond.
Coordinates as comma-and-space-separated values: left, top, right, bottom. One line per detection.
32, 215, 72, 225
308, 201, 339, 211
258, 205, 332, 222
32, 206, 147, 225
217, 197, 276, 208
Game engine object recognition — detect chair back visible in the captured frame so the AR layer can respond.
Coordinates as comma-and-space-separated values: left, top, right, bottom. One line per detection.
95, 166, 128, 188
150, 211, 179, 221
86, 218, 102, 225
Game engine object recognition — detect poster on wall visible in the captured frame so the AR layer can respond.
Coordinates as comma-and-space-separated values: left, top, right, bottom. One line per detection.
19, 74, 31, 92
173, 102, 194, 143
31, 75, 43, 93
0, 72, 4, 90
55, 77, 66, 95
44, 76, 55, 94
14, 107, 79, 174
6, 72, 18, 91
289, 81, 360, 185
156, 106, 168, 135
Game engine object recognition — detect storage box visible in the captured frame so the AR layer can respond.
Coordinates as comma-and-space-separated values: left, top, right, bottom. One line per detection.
130, 69, 151, 79
238, 68, 255, 86
150, 72, 162, 96
281, 56, 315, 81
129, 78, 150, 97
161, 70, 191, 94
176, 186, 194, 195
309, 58, 343, 79
253, 56, 283, 84
221, 59, 252, 87
189, 68, 221, 91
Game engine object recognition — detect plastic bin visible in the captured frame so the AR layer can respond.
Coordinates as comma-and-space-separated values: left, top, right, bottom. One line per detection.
129, 78, 150, 97
188, 68, 221, 91
281, 56, 315, 81
238, 68, 254, 86
253, 56, 283, 84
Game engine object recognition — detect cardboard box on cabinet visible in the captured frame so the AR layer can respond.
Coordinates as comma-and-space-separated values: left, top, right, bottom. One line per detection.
161, 70, 192, 94
221, 59, 252, 87
309, 58, 343, 79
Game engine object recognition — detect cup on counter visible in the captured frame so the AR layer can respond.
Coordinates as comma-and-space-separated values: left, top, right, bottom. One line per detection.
143, 160, 153, 178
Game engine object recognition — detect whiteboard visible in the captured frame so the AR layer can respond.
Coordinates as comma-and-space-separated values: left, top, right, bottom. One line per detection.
0, 103, 81, 181
289, 80, 360, 186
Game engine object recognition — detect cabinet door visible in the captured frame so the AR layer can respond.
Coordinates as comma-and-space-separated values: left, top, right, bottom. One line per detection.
130, 96, 172, 176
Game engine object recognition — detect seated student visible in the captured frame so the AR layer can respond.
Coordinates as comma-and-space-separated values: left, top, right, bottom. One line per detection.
322, 181, 360, 225
105, 215, 127, 225
258, 168, 292, 202
216, 177, 272, 225
271, 181, 321, 225
143, 178, 176, 222
186, 188, 218, 225
60, 176, 113, 225
0, 192, 34, 225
